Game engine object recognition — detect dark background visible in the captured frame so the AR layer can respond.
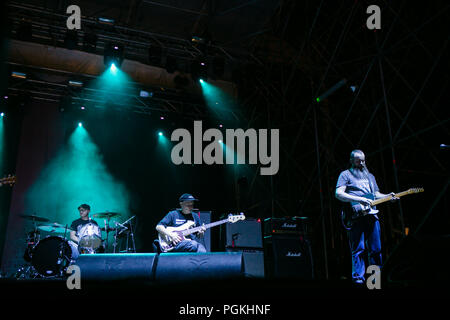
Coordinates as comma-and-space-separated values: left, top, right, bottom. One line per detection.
0, 0, 448, 280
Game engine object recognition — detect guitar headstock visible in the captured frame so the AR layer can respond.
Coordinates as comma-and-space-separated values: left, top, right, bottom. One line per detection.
0, 174, 16, 186
407, 187, 424, 194
227, 213, 246, 223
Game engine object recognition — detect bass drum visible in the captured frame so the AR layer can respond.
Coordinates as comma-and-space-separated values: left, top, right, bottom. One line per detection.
31, 236, 73, 277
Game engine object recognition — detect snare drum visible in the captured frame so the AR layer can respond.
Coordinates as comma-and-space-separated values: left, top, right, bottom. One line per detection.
78, 223, 102, 251
31, 236, 73, 277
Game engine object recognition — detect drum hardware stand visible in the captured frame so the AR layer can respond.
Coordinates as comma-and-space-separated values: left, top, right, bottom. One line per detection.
128, 216, 136, 253
103, 217, 115, 253
56, 224, 69, 277
113, 216, 136, 253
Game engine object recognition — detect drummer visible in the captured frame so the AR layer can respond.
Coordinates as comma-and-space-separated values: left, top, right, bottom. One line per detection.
69, 204, 99, 245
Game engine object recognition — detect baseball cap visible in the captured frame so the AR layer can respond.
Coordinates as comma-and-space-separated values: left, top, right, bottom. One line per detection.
179, 193, 198, 202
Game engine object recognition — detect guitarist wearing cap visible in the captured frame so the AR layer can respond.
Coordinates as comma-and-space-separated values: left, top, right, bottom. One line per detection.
335, 150, 398, 284
156, 193, 207, 252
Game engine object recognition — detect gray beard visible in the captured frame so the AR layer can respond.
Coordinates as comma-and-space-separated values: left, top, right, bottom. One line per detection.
350, 166, 370, 180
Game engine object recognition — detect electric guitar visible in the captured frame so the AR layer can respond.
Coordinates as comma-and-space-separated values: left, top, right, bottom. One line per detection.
0, 174, 16, 187
158, 213, 246, 252
342, 187, 424, 229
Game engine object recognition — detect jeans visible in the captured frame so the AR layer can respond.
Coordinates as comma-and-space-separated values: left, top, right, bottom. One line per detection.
347, 215, 382, 282
172, 240, 206, 253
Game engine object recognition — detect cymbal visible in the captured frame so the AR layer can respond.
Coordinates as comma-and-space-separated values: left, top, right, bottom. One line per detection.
19, 214, 50, 222
92, 212, 121, 218
37, 223, 69, 233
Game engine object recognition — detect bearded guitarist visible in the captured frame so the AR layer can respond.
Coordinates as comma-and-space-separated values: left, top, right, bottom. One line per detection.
335, 150, 398, 284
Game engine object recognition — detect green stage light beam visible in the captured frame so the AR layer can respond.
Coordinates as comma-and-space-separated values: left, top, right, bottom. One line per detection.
90, 63, 134, 109
199, 81, 238, 116
25, 125, 131, 248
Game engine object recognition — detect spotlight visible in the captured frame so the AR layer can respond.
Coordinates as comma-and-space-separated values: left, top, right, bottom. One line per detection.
1, 112, 4, 117
158, 131, 163, 136
191, 58, 208, 82
68, 80, 83, 87
98, 17, 115, 25
139, 90, 153, 98
11, 71, 27, 79
160, 116, 165, 120
110, 63, 117, 74
191, 36, 205, 44
78, 122, 83, 127
104, 43, 124, 68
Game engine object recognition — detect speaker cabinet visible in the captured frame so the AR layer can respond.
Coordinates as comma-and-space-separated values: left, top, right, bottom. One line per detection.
75, 253, 157, 281
155, 252, 244, 282
266, 235, 313, 279
226, 248, 265, 278
225, 218, 263, 249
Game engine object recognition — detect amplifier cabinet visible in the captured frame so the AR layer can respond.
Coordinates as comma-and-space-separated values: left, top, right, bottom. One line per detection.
265, 235, 314, 279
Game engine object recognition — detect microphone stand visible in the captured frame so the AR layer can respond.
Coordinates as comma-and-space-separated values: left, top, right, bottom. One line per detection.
118, 216, 136, 253
129, 218, 136, 253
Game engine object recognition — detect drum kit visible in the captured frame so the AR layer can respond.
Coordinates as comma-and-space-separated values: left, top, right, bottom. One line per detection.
15, 211, 136, 279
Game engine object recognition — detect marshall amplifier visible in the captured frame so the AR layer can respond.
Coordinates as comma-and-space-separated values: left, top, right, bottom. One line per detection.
265, 235, 314, 279
264, 217, 308, 236
224, 218, 263, 249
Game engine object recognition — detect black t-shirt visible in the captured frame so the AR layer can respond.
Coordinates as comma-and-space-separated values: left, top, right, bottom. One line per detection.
70, 218, 99, 236
157, 209, 203, 241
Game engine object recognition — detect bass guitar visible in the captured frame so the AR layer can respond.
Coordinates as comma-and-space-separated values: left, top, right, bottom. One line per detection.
158, 213, 245, 252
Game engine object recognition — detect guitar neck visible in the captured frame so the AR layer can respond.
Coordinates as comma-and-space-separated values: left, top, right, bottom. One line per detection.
182, 218, 229, 236
372, 190, 410, 206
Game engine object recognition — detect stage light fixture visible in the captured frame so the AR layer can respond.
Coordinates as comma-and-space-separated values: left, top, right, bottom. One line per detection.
98, 17, 115, 25
191, 58, 208, 82
11, 71, 27, 79
104, 43, 124, 69
1, 113, 4, 117
69, 80, 83, 87
139, 90, 153, 98
110, 63, 117, 74
191, 36, 205, 44
78, 122, 83, 127
158, 131, 163, 136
